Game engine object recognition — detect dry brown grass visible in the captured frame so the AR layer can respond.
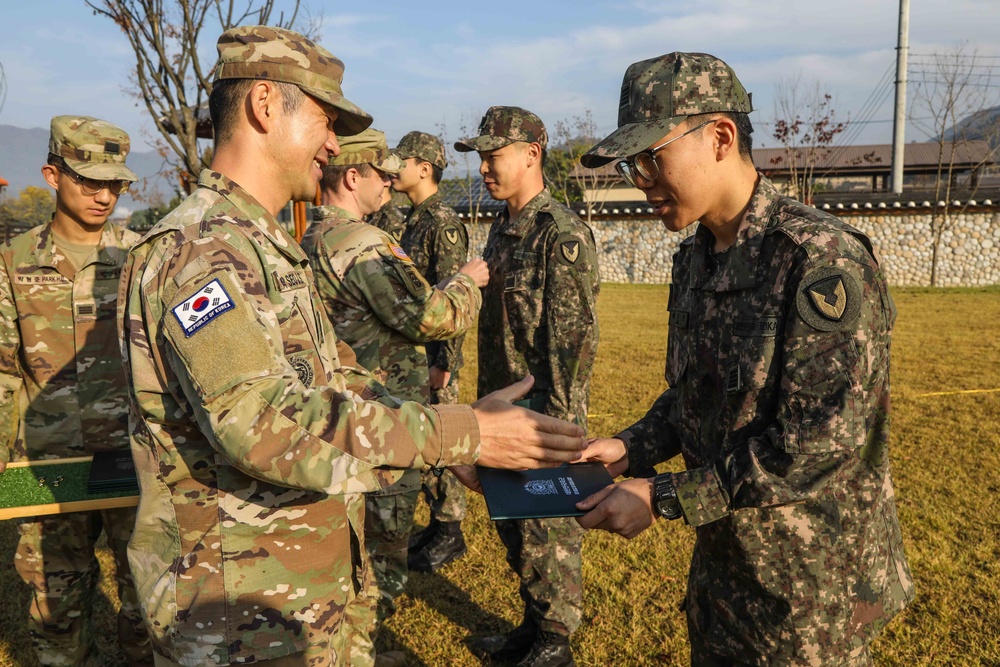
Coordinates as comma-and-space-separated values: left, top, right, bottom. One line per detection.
0, 284, 997, 666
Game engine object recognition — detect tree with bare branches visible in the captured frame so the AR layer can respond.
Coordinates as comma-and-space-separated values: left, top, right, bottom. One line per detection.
437, 112, 488, 222
770, 77, 847, 204
87, 0, 312, 194
549, 110, 615, 225
910, 46, 1000, 286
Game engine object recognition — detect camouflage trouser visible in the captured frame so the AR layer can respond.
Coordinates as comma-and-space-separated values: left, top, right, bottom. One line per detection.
423, 377, 467, 523
494, 517, 584, 636
14, 507, 152, 666
687, 632, 874, 667
363, 469, 420, 623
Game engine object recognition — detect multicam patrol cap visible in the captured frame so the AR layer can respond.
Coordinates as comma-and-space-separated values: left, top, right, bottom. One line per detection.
454, 106, 548, 153
395, 131, 447, 170
581, 52, 753, 168
331, 128, 403, 175
214, 25, 372, 136
49, 115, 138, 182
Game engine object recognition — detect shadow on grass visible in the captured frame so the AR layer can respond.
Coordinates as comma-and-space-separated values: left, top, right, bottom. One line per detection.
385, 561, 517, 666
0, 520, 133, 667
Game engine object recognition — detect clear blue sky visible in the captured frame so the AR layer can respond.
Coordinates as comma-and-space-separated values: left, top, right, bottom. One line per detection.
2, 0, 998, 156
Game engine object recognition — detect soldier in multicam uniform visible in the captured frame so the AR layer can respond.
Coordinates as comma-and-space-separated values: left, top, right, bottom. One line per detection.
576, 52, 915, 667
457, 107, 600, 667
390, 131, 476, 573
299, 127, 489, 666
367, 191, 407, 243
0, 116, 152, 666
118, 26, 585, 667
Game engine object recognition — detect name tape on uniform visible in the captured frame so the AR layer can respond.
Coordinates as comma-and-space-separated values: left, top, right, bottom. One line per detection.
172, 279, 234, 337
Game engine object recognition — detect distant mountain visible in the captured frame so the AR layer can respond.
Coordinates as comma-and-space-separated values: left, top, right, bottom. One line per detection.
940, 106, 1000, 152
0, 124, 180, 215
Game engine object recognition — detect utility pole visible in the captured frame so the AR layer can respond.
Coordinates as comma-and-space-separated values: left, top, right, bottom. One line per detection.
891, 0, 910, 194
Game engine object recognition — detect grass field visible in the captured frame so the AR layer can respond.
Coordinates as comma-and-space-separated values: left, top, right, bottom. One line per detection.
0, 284, 997, 666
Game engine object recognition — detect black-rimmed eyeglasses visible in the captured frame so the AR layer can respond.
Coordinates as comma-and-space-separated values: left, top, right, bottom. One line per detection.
615, 119, 716, 188
58, 167, 131, 196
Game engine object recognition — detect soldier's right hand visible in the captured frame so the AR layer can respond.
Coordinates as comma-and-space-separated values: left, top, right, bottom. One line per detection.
459, 258, 489, 288
472, 375, 586, 469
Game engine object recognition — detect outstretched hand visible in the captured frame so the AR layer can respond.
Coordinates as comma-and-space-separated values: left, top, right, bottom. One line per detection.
580, 437, 630, 479
472, 375, 586, 470
575, 477, 657, 539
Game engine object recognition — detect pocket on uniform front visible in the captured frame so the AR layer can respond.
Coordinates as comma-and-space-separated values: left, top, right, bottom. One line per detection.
781, 336, 863, 454
503, 268, 543, 331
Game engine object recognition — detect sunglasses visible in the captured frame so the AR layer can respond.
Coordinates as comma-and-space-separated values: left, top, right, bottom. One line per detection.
58, 167, 131, 196
614, 119, 716, 188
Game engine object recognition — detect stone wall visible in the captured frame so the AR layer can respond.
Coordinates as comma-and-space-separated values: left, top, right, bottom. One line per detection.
465, 207, 1000, 287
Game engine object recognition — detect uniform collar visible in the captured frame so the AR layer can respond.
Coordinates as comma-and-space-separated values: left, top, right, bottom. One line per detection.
312, 204, 361, 224
497, 188, 553, 238
409, 190, 443, 222
33, 219, 128, 273
687, 174, 782, 293
197, 170, 307, 264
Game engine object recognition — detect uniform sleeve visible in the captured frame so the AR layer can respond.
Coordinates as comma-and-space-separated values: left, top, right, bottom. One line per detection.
0, 264, 22, 465
141, 237, 481, 495
617, 390, 682, 477
664, 251, 893, 527
348, 246, 481, 344
429, 220, 470, 371
541, 226, 600, 427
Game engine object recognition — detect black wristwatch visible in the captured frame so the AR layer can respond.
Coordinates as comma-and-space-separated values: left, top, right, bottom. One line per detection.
652, 474, 683, 521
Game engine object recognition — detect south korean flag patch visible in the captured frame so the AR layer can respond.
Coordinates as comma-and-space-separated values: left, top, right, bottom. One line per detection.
172, 279, 234, 337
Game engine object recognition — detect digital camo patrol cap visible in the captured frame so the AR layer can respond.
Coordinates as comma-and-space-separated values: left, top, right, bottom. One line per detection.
214, 25, 372, 136
395, 131, 447, 170
581, 52, 753, 168
49, 115, 138, 182
330, 128, 403, 175
454, 106, 548, 153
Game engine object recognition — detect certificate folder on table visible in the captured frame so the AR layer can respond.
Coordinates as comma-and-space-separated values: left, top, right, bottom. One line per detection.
478, 462, 613, 521
87, 450, 140, 495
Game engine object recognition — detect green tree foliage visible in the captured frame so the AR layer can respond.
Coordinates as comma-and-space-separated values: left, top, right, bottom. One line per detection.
0, 186, 55, 228
129, 195, 183, 231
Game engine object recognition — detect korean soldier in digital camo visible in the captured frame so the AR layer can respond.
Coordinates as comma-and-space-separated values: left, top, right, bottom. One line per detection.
299, 127, 488, 664
367, 190, 407, 242
389, 130, 476, 573
0, 116, 151, 666
457, 106, 600, 667
576, 52, 914, 666
118, 25, 585, 667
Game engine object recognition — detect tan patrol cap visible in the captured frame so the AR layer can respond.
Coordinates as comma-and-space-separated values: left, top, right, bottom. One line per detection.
214, 25, 372, 136
331, 128, 403, 175
49, 115, 138, 182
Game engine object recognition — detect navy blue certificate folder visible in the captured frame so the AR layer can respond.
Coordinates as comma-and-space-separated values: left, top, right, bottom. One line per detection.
478, 462, 614, 520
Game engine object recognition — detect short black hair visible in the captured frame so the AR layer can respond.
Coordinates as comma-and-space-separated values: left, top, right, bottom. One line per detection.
717, 112, 754, 162
320, 163, 373, 193
429, 163, 443, 185
209, 79, 305, 145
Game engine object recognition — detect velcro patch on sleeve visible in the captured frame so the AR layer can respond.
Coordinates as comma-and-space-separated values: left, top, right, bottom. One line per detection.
171, 278, 234, 337
795, 266, 862, 332
388, 243, 412, 262
443, 226, 461, 245
555, 233, 583, 267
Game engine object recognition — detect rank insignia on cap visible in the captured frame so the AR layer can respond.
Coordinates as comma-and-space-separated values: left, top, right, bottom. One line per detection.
558, 239, 580, 265
796, 267, 862, 331
104, 140, 121, 155
172, 279, 234, 337
444, 228, 460, 245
